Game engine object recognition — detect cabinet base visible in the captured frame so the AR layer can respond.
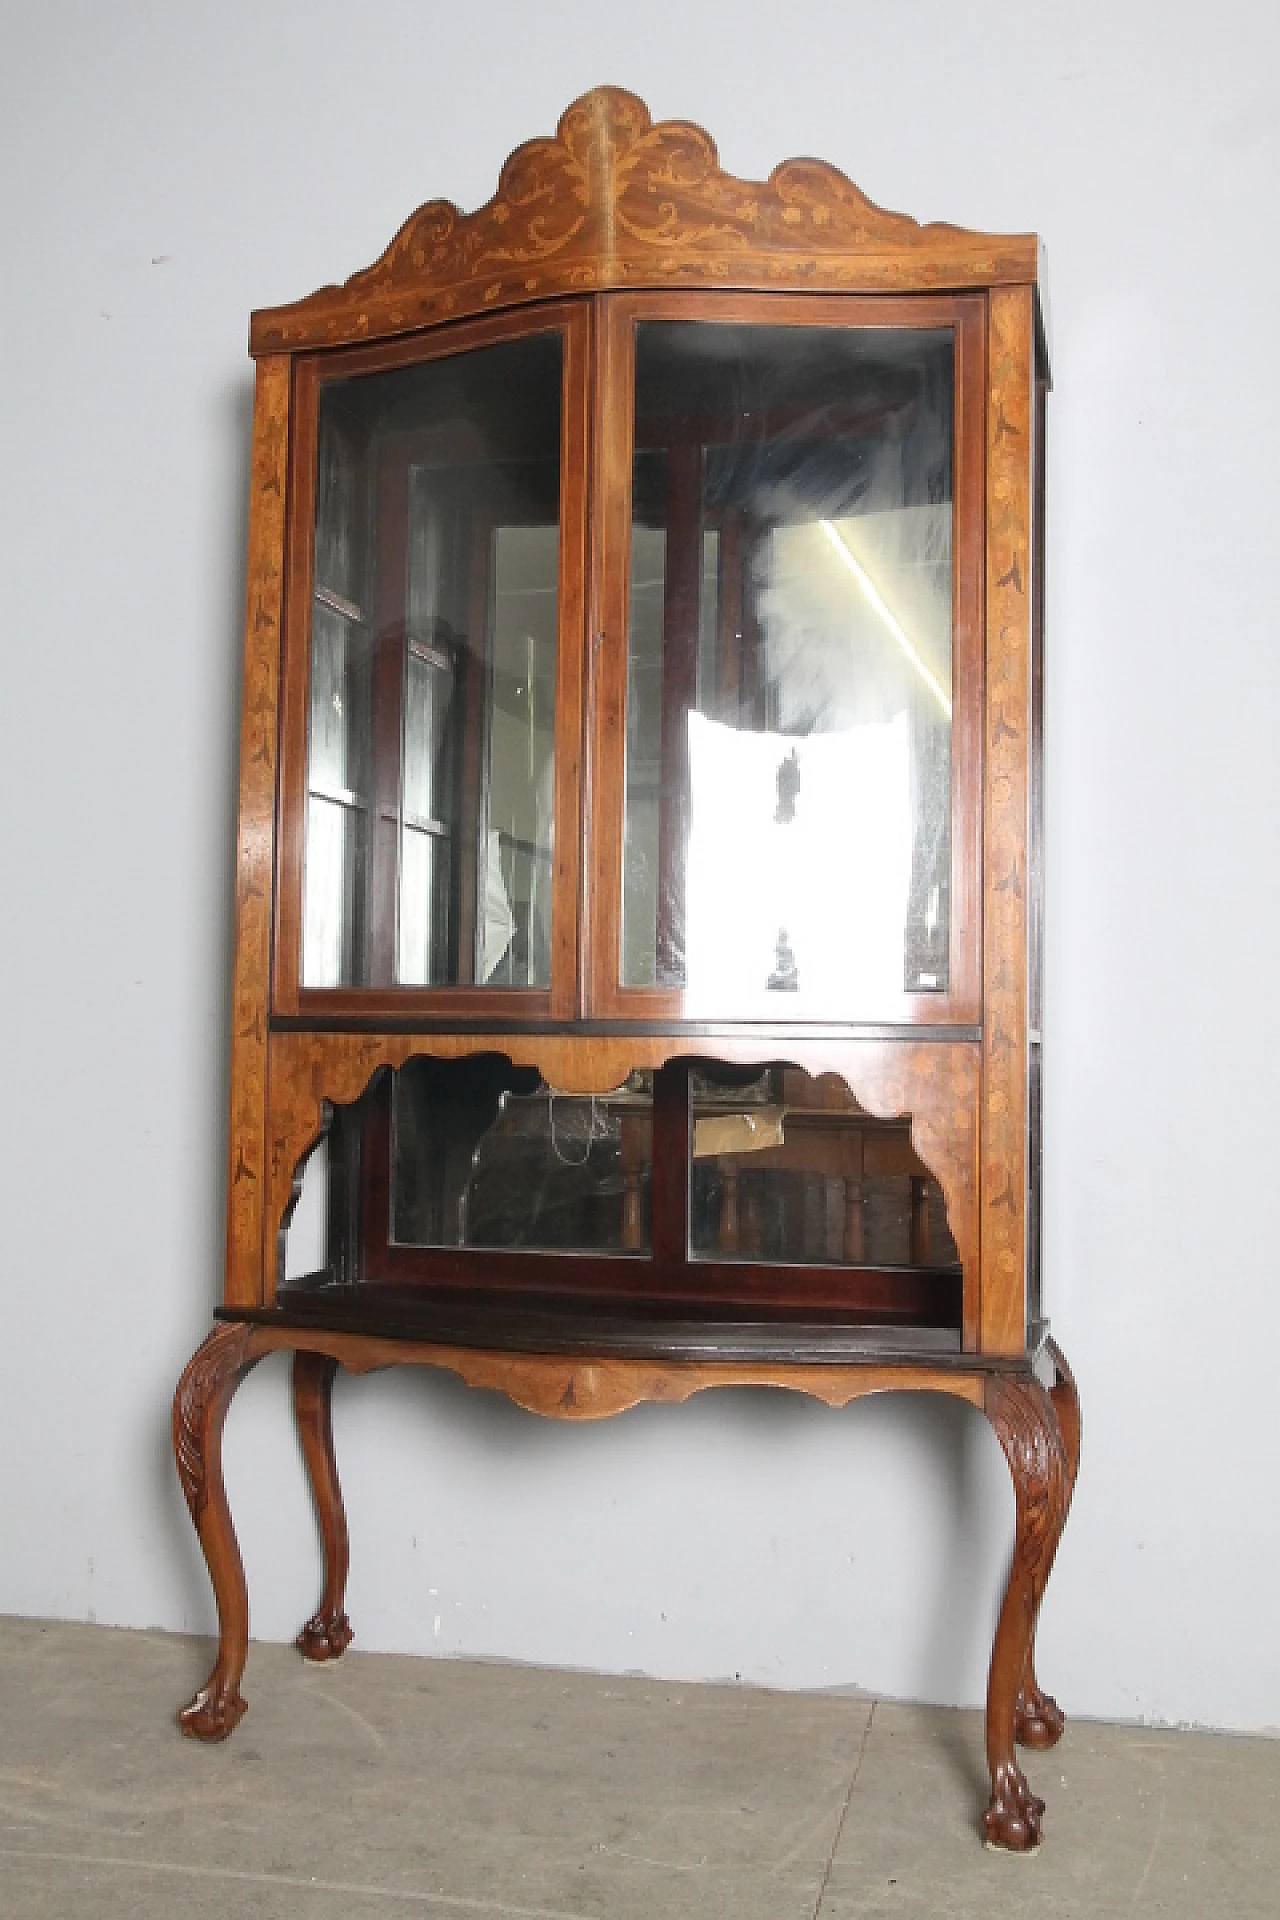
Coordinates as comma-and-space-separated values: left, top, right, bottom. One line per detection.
172, 1316, 1078, 1851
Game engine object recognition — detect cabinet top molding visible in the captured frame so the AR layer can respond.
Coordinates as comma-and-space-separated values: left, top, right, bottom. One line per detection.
250, 87, 1043, 357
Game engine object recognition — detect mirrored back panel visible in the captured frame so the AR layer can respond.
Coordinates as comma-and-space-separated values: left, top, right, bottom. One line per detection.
280, 1056, 959, 1333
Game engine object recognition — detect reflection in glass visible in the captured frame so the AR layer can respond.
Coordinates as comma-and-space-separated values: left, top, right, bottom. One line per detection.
622, 512, 667, 982
687, 1066, 958, 1269
479, 527, 558, 985
295, 1058, 959, 1293
392, 1058, 652, 1254
621, 322, 954, 1010
302, 332, 563, 990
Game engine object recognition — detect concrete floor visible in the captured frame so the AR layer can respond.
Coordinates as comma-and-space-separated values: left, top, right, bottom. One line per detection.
0, 1618, 1275, 1917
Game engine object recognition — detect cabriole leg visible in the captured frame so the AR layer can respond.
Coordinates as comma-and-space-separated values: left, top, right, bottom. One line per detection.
1015, 1341, 1081, 1750
173, 1323, 266, 1740
293, 1350, 353, 1661
981, 1369, 1072, 1850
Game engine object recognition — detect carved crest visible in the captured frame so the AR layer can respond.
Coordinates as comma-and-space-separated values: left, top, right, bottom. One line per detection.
251, 87, 1039, 354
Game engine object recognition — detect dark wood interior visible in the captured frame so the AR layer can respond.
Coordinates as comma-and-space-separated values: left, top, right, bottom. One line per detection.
281, 1056, 962, 1328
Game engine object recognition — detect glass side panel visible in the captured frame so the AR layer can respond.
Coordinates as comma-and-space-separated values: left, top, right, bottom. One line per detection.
621, 322, 954, 1013
687, 1066, 958, 1268
392, 1059, 652, 1254
302, 332, 563, 990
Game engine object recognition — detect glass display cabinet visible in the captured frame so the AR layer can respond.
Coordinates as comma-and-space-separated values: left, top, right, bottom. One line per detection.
173, 89, 1079, 1851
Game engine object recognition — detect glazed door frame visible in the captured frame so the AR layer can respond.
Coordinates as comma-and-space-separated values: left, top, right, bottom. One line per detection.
273, 300, 593, 1024
585, 288, 987, 1029
272, 288, 986, 1035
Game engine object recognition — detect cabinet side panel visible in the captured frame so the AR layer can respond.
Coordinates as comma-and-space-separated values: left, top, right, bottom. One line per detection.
1026, 373, 1048, 1331
981, 288, 1035, 1354
226, 356, 292, 1307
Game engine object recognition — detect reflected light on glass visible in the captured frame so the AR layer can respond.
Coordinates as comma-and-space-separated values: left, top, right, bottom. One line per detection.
819, 519, 952, 719
683, 711, 912, 1012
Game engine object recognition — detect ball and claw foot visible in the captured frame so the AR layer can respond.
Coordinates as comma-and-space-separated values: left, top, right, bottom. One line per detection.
296, 1610, 354, 1662
178, 1682, 248, 1742
983, 1761, 1046, 1852
1016, 1681, 1066, 1750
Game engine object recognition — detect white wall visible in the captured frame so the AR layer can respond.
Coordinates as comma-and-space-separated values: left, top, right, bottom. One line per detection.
2, 0, 1278, 1733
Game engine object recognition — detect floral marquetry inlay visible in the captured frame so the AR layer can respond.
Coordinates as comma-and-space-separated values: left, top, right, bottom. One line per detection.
250, 87, 1039, 353
224, 358, 290, 1308
982, 286, 1035, 1353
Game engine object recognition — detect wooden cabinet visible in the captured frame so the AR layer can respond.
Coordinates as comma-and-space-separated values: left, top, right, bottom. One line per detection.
174, 89, 1079, 1852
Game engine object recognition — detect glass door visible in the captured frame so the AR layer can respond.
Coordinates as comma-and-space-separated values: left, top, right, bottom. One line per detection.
589, 292, 985, 1026
275, 304, 590, 1019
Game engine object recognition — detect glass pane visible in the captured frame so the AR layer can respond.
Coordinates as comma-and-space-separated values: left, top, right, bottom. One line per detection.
302, 332, 563, 989
303, 794, 363, 989
687, 1067, 958, 1268
392, 1058, 652, 1254
621, 321, 954, 1013
622, 514, 666, 983
483, 527, 558, 985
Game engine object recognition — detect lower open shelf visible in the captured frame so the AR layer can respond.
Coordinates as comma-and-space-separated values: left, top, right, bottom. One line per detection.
227, 1287, 1027, 1367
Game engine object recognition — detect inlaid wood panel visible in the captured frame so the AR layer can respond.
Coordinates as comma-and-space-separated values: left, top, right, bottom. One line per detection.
981, 287, 1036, 1353
225, 358, 291, 1307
